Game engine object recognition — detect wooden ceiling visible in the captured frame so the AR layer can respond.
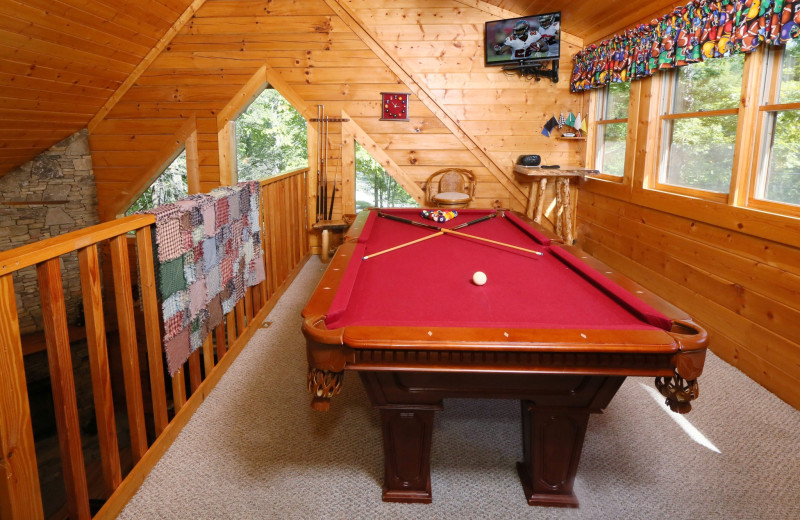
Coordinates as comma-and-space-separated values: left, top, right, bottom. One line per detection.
0, 0, 198, 175
0, 0, 684, 178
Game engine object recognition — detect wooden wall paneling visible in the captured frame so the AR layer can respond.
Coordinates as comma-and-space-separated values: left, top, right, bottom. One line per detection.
87, 0, 207, 132
91, 115, 197, 220
36, 258, 91, 520
342, 110, 425, 203
341, 119, 356, 214
577, 191, 800, 409
217, 121, 236, 186
0, 274, 44, 520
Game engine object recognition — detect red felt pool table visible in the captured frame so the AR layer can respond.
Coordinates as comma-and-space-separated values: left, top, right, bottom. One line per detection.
302, 208, 708, 507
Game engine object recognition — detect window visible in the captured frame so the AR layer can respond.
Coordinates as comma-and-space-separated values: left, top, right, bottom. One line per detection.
753, 39, 800, 210
595, 82, 629, 177
354, 142, 416, 210
657, 54, 745, 197
235, 88, 307, 181
126, 150, 187, 215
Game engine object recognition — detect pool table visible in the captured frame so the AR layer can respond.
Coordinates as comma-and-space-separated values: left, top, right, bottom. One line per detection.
302, 208, 708, 507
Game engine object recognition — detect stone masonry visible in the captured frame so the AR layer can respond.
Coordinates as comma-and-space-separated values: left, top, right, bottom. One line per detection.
0, 129, 99, 334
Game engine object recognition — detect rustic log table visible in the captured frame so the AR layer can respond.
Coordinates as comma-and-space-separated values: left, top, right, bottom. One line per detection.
513, 166, 597, 244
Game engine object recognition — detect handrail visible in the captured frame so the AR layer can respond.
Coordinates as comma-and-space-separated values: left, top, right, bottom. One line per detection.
0, 171, 310, 520
259, 166, 309, 187
0, 214, 155, 275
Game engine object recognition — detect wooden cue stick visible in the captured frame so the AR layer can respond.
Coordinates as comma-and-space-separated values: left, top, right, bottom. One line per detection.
440, 228, 543, 255
362, 231, 444, 260
316, 105, 322, 221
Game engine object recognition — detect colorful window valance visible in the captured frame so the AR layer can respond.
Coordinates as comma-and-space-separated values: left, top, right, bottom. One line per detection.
571, 0, 800, 92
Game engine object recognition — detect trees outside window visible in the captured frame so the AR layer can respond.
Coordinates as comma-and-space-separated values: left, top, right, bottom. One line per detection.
754, 39, 800, 208
355, 142, 416, 210
126, 150, 187, 215
657, 54, 744, 195
235, 88, 307, 181
595, 82, 630, 177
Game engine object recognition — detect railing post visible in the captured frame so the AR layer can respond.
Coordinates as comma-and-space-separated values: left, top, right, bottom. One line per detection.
37, 258, 91, 520
109, 235, 148, 463
135, 227, 169, 436
0, 274, 44, 520
78, 244, 122, 497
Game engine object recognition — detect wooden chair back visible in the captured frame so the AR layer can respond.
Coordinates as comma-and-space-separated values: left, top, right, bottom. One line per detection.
423, 168, 476, 208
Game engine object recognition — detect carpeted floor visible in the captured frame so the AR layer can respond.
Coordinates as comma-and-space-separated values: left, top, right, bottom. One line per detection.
119, 257, 800, 520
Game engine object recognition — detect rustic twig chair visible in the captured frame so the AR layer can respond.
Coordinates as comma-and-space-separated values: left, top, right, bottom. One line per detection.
422, 168, 476, 209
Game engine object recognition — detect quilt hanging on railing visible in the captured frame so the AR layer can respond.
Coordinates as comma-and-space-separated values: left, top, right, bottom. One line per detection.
571, 0, 800, 92
144, 181, 266, 375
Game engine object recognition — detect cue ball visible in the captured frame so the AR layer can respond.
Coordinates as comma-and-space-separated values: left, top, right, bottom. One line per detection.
472, 271, 487, 286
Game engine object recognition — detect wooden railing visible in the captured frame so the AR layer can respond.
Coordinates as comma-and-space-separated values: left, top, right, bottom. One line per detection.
0, 168, 309, 520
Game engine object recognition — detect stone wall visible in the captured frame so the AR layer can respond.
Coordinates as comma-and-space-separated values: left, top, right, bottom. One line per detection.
0, 129, 99, 334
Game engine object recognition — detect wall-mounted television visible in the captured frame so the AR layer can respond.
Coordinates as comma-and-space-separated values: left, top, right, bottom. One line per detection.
485, 12, 561, 68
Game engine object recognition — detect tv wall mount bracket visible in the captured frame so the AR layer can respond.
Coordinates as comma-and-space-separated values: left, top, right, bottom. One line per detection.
502, 59, 559, 83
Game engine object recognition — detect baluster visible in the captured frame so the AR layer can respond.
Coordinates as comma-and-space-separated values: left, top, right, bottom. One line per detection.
202, 335, 214, 376
78, 245, 122, 497
135, 227, 169, 436
171, 369, 187, 413
37, 258, 91, 520
188, 350, 202, 394
109, 235, 148, 463
0, 273, 44, 520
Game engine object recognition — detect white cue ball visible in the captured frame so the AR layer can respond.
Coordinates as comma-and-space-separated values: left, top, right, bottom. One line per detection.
472, 271, 487, 286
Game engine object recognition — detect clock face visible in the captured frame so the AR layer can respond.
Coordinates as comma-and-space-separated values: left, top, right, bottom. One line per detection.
381, 92, 409, 121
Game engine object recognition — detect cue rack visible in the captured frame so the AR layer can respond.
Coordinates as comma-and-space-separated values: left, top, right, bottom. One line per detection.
311, 105, 349, 223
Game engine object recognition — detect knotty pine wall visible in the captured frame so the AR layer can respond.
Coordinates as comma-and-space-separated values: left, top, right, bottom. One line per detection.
577, 188, 800, 410
88, 0, 587, 240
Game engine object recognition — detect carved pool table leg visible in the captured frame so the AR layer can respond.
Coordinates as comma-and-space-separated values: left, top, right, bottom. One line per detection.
517, 401, 589, 508
379, 407, 437, 503
655, 372, 699, 414
307, 368, 343, 411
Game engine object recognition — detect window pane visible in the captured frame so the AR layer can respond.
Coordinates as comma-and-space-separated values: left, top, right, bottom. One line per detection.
672, 54, 744, 113
778, 39, 800, 104
661, 115, 737, 192
596, 122, 627, 176
760, 110, 800, 206
605, 82, 630, 120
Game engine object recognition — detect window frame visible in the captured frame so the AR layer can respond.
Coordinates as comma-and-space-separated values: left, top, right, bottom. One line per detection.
748, 44, 800, 218
591, 82, 632, 183
652, 60, 743, 203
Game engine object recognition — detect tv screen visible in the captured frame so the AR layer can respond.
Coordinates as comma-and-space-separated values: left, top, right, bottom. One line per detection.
485, 12, 561, 67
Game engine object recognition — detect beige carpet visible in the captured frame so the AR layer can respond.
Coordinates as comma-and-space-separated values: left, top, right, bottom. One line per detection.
119, 257, 800, 520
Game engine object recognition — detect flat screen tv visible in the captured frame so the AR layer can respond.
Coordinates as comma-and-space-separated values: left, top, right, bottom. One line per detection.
485, 12, 561, 68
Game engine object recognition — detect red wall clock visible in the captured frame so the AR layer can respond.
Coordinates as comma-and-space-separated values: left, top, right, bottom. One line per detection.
381, 92, 409, 121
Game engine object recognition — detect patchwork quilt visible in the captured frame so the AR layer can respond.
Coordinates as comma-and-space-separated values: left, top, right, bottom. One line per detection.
144, 181, 266, 375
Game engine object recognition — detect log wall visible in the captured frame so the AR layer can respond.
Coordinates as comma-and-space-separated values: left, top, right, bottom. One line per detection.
88, 0, 586, 238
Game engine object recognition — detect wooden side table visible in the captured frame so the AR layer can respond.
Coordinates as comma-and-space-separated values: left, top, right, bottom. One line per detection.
313, 218, 353, 263
513, 166, 596, 243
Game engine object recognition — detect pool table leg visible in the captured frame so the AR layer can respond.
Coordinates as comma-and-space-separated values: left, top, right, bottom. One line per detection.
378, 407, 438, 503
517, 402, 589, 508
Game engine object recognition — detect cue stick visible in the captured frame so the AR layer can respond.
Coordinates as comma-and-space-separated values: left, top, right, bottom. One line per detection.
316, 105, 323, 222
322, 115, 328, 220
376, 211, 542, 256
439, 228, 542, 256
451, 212, 496, 229
362, 231, 444, 260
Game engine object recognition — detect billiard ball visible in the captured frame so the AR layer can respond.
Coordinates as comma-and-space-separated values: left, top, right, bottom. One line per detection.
472, 271, 487, 286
